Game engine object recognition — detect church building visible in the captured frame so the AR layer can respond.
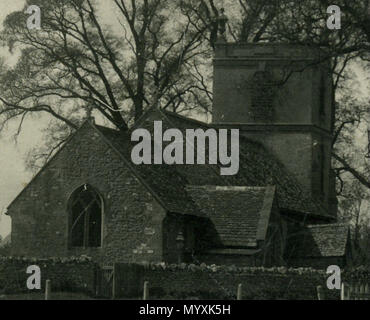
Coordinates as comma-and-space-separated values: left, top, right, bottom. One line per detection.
5, 42, 352, 269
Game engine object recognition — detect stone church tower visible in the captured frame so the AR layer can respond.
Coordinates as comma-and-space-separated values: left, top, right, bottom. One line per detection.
212, 43, 338, 218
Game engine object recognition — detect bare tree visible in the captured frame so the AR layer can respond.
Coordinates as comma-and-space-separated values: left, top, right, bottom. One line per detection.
234, 0, 370, 196
0, 0, 221, 168
2, 0, 370, 196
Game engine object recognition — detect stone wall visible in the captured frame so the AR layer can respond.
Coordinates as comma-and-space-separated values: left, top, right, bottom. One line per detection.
3, 258, 366, 300
195, 254, 257, 267
8, 122, 167, 265
288, 257, 347, 270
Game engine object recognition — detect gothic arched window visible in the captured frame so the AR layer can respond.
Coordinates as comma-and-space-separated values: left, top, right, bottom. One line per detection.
250, 71, 275, 122
68, 184, 103, 248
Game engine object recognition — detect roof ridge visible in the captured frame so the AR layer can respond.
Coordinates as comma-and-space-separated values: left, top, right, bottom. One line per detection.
130, 105, 159, 131
161, 110, 211, 127
94, 124, 120, 132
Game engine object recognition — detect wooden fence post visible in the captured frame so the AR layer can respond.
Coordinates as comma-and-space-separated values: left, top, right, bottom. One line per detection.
341, 281, 370, 301
237, 284, 243, 300
360, 283, 365, 300
143, 281, 149, 300
341, 282, 347, 300
112, 263, 117, 300
45, 280, 51, 300
316, 286, 325, 300
94, 266, 100, 298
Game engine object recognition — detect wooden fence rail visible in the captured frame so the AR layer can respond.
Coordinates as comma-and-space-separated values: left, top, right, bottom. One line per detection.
317, 283, 370, 301
341, 282, 370, 300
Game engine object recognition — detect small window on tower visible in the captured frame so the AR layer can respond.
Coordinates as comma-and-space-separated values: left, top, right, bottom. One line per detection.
251, 71, 275, 122
319, 73, 326, 116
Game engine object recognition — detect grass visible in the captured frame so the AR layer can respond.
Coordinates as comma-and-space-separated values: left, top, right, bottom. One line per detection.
0, 292, 97, 300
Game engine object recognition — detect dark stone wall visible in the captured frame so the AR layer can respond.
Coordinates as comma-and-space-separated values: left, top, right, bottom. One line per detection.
288, 257, 346, 270
195, 254, 257, 267
145, 268, 338, 300
8, 122, 167, 265
114, 263, 340, 300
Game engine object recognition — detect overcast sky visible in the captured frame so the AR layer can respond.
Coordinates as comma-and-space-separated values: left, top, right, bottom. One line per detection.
0, 0, 28, 238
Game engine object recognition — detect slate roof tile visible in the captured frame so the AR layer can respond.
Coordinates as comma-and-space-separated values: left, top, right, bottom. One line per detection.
133, 109, 332, 220
185, 186, 271, 247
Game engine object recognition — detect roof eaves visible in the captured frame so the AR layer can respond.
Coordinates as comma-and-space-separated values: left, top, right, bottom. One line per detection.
281, 208, 335, 222
205, 248, 262, 256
